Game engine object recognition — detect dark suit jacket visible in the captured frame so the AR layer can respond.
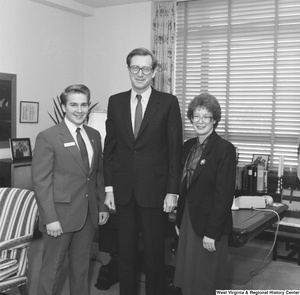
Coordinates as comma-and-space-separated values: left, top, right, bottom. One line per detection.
103, 87, 182, 207
32, 121, 108, 233
176, 131, 236, 241
15, 148, 23, 158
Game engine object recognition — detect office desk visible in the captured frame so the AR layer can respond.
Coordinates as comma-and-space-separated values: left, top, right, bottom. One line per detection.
229, 204, 288, 247
95, 204, 287, 290
98, 204, 288, 252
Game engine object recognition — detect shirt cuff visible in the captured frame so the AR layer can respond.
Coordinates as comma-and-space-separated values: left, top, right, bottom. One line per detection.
167, 193, 179, 200
105, 186, 113, 193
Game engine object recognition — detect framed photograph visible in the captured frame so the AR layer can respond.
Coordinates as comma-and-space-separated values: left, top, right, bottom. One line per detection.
252, 154, 270, 170
20, 101, 39, 123
9, 138, 32, 161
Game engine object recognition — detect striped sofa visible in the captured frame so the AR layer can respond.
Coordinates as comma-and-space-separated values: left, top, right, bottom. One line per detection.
0, 188, 38, 295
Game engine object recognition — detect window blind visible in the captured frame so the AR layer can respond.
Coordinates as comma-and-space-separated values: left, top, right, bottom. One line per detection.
175, 0, 300, 171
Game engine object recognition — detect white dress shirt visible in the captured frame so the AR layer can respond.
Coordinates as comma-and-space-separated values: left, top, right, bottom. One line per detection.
130, 87, 151, 131
104, 87, 178, 199
64, 117, 94, 167
105, 87, 152, 193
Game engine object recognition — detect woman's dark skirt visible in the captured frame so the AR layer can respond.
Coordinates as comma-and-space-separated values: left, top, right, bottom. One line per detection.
173, 202, 229, 295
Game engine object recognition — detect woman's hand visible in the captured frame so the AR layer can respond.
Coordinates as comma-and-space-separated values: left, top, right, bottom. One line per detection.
99, 212, 110, 225
203, 236, 216, 252
175, 225, 180, 236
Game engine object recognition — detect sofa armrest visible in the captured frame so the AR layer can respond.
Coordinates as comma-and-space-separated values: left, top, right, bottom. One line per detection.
0, 234, 33, 252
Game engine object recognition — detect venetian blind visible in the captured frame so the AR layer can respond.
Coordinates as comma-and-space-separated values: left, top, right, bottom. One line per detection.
175, 0, 300, 171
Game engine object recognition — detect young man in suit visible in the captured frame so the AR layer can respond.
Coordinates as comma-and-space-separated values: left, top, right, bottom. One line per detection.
32, 84, 109, 295
103, 48, 182, 295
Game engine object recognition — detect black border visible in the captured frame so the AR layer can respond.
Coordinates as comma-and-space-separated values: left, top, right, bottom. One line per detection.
20, 101, 39, 123
9, 137, 32, 161
252, 154, 270, 170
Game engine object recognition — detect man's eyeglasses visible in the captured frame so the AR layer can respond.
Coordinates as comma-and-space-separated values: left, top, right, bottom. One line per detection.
129, 66, 153, 76
192, 114, 213, 124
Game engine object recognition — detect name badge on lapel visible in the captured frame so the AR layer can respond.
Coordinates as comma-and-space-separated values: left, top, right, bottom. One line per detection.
64, 142, 76, 147
200, 159, 206, 165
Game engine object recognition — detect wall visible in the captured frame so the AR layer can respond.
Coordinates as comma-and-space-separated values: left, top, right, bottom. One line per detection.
84, 2, 153, 111
0, 0, 152, 159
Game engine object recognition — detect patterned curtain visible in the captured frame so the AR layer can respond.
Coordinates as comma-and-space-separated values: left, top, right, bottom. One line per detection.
152, 2, 176, 94
297, 136, 300, 189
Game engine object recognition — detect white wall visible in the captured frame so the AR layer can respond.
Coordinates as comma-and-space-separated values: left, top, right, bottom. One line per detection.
84, 2, 153, 111
0, 0, 153, 158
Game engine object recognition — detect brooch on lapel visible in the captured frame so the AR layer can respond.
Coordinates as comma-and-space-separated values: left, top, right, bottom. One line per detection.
200, 159, 206, 165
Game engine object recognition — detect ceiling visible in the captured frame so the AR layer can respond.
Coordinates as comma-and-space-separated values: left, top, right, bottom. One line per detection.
29, 0, 178, 17
72, 0, 172, 8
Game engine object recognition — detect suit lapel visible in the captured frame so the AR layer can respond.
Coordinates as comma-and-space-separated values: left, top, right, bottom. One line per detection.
120, 88, 160, 141
137, 88, 159, 138
180, 138, 196, 187
189, 131, 219, 185
120, 91, 135, 142
59, 121, 87, 175
182, 138, 197, 166
84, 126, 96, 174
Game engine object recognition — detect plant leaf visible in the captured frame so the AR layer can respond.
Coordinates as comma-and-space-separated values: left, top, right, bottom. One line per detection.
53, 98, 64, 121
86, 102, 99, 123
48, 112, 58, 125
54, 109, 61, 124
89, 102, 99, 113
56, 96, 64, 116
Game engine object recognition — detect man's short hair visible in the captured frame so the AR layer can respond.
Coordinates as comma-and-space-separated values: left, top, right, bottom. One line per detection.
126, 48, 158, 70
60, 84, 91, 106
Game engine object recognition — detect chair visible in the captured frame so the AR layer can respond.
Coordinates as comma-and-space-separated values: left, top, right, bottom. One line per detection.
273, 188, 300, 265
0, 187, 38, 294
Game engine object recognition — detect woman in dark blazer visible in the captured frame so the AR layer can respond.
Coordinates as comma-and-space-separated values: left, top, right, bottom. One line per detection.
174, 93, 236, 295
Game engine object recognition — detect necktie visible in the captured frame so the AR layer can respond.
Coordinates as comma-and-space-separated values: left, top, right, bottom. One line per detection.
76, 127, 89, 173
134, 94, 142, 139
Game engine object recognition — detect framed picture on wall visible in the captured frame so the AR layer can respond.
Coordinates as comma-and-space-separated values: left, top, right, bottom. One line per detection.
9, 138, 32, 161
20, 101, 39, 123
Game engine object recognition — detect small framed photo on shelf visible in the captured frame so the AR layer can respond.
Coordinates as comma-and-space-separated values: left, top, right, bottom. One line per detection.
252, 154, 270, 170
9, 138, 32, 161
20, 101, 39, 123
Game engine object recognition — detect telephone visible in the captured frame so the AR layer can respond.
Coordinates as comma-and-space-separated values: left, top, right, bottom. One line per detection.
233, 195, 273, 209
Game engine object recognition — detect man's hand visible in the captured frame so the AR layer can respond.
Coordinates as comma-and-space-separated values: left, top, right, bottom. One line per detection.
99, 212, 110, 225
163, 194, 177, 213
46, 221, 63, 237
104, 192, 115, 211
203, 236, 216, 252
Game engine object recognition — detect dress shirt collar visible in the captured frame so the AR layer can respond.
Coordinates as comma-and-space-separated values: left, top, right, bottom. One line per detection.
64, 117, 93, 167
64, 117, 85, 135
130, 86, 152, 104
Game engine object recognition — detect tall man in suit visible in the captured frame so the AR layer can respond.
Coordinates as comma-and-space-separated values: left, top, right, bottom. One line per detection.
15, 141, 24, 158
103, 48, 182, 295
32, 84, 109, 295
